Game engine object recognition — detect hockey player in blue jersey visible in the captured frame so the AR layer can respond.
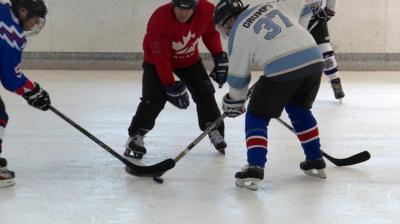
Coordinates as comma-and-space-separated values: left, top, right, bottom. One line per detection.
213, 0, 327, 190
0, 0, 51, 188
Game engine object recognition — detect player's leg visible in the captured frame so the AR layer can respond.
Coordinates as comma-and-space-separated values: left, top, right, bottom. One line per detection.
285, 74, 326, 178
234, 111, 268, 191
310, 22, 345, 100
319, 42, 345, 100
235, 77, 294, 190
174, 60, 226, 154
0, 98, 14, 188
125, 62, 167, 159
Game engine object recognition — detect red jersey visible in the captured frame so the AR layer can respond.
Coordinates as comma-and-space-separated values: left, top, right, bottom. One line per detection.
143, 0, 223, 87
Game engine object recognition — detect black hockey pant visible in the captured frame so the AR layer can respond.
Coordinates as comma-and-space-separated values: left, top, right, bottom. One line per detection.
128, 60, 224, 137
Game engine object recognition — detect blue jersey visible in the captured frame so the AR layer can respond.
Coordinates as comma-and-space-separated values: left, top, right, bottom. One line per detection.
0, 3, 31, 93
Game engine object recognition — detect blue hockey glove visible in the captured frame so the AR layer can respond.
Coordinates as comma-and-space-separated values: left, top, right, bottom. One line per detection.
222, 93, 246, 118
314, 7, 335, 24
22, 82, 51, 111
165, 81, 190, 109
210, 52, 228, 88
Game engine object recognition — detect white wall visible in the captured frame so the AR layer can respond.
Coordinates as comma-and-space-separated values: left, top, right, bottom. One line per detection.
16, 0, 399, 54
333, 0, 400, 53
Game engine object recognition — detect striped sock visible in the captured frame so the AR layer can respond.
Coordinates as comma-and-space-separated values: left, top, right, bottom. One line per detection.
285, 104, 322, 160
245, 111, 270, 167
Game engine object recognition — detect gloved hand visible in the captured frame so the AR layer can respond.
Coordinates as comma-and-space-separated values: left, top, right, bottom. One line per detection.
165, 81, 190, 109
314, 7, 335, 24
210, 52, 228, 88
222, 93, 246, 118
22, 82, 51, 111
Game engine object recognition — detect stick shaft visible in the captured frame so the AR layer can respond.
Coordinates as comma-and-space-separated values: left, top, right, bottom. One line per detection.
49, 106, 132, 166
174, 114, 226, 162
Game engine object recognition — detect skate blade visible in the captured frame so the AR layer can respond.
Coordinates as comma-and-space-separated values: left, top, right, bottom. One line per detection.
303, 169, 327, 179
217, 149, 225, 155
235, 178, 261, 191
214, 143, 227, 155
0, 179, 15, 188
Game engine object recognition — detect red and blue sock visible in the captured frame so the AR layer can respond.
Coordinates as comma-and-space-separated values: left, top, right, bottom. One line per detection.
285, 103, 322, 160
245, 111, 270, 167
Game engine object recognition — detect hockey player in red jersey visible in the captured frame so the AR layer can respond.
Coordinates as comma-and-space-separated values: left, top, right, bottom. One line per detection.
125, 0, 228, 159
0, 0, 51, 188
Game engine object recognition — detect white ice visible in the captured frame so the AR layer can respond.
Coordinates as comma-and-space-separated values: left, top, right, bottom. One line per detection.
0, 70, 399, 224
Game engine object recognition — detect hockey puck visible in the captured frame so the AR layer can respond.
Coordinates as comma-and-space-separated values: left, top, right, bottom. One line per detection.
153, 176, 164, 184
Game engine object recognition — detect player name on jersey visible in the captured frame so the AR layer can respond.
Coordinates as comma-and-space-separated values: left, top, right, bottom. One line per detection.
243, 4, 272, 28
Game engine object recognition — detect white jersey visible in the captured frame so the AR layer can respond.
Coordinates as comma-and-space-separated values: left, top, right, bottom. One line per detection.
227, 0, 325, 100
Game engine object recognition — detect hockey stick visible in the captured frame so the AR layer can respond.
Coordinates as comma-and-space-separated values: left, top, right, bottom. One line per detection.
308, 19, 319, 32
49, 106, 175, 176
147, 85, 257, 180
275, 117, 371, 166
135, 113, 227, 181
308, 0, 324, 33
174, 114, 226, 163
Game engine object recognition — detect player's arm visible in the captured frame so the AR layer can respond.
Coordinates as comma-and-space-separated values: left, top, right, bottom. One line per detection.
222, 44, 251, 118
314, 0, 336, 24
146, 17, 175, 87
202, 17, 228, 88
299, 1, 317, 28
227, 44, 252, 100
146, 16, 189, 109
0, 47, 50, 110
0, 46, 31, 93
202, 16, 224, 56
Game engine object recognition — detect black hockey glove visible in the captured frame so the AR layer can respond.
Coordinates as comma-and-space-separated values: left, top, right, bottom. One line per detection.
222, 93, 246, 118
210, 52, 228, 88
165, 81, 190, 109
22, 82, 51, 111
314, 7, 335, 24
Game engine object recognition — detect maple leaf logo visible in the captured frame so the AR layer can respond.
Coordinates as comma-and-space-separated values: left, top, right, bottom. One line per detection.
172, 31, 199, 55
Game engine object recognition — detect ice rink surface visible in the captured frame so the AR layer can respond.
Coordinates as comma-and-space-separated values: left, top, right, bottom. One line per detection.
0, 70, 399, 224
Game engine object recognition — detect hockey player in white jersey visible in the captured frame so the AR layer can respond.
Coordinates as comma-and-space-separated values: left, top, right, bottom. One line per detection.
309, 0, 345, 101
213, 0, 327, 190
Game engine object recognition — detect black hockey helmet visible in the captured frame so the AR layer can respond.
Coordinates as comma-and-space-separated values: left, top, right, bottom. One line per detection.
10, 0, 47, 19
10, 0, 47, 36
172, 0, 198, 9
213, 0, 248, 26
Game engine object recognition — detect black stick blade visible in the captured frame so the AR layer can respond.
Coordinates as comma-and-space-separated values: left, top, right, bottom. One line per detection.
125, 159, 175, 177
323, 151, 371, 167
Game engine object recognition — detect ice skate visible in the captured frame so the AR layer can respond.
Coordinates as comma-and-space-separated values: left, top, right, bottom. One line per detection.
0, 158, 15, 188
208, 129, 227, 155
124, 130, 147, 159
300, 158, 327, 179
330, 78, 345, 103
235, 165, 264, 191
